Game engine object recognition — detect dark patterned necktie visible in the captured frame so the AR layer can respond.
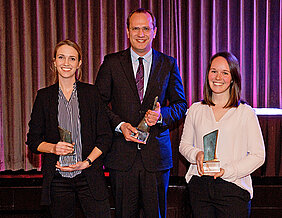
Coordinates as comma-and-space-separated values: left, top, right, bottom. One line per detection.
136, 57, 144, 103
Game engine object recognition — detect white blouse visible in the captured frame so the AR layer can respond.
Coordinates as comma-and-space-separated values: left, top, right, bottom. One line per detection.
179, 102, 265, 198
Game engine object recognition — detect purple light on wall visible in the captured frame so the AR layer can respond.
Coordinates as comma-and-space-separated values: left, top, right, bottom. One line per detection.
200, 53, 204, 100
200, 1, 204, 99
188, 1, 193, 106
49, 0, 56, 49
253, 0, 257, 107
227, 0, 230, 52
99, 0, 105, 60
62, 0, 67, 39
36, 0, 41, 88
265, 1, 269, 107
123, 1, 129, 49
212, 0, 216, 55
75, 0, 78, 42
240, 0, 244, 98
113, 0, 118, 52
279, 1, 282, 108
159, 0, 164, 52
188, 3, 192, 106
88, 0, 93, 83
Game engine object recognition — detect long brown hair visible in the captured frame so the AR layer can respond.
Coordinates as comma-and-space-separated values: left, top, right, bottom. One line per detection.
203, 51, 241, 108
51, 39, 82, 83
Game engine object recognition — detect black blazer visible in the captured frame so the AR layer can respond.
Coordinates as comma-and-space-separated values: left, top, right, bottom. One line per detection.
96, 48, 187, 172
26, 81, 112, 205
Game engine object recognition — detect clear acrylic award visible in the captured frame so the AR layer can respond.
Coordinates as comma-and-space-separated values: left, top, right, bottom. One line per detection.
203, 129, 220, 174
58, 126, 77, 166
131, 96, 158, 143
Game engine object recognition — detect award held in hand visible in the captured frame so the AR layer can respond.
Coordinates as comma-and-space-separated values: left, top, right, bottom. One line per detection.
132, 96, 158, 143
203, 129, 220, 174
58, 126, 77, 167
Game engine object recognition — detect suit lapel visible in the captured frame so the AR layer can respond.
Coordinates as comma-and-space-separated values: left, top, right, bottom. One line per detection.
120, 49, 140, 103
143, 49, 163, 104
49, 83, 59, 128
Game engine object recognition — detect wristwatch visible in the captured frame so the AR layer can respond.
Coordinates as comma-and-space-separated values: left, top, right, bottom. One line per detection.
85, 158, 93, 166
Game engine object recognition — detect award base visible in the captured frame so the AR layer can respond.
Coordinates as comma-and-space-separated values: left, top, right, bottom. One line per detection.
203, 160, 220, 175
132, 129, 149, 143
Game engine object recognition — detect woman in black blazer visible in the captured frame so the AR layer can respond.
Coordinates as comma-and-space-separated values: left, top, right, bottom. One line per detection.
26, 39, 112, 218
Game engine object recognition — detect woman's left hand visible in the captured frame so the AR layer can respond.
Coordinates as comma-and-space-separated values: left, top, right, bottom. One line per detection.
56, 160, 90, 172
213, 168, 225, 179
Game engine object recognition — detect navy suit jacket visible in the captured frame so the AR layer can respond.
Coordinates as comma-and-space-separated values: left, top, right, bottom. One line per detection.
26, 81, 112, 205
96, 48, 187, 172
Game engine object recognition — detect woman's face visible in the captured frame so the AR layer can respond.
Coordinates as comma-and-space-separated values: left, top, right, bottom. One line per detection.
208, 56, 232, 96
54, 45, 81, 81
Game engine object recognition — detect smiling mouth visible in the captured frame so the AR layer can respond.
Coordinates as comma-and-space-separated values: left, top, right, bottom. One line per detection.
61, 67, 72, 72
136, 39, 146, 43
213, 82, 224, 86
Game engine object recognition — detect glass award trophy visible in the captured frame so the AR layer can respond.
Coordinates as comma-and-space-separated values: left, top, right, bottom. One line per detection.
132, 96, 158, 143
58, 126, 77, 167
203, 129, 220, 174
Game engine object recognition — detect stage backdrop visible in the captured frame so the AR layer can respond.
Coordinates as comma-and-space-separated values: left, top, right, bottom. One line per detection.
0, 0, 281, 172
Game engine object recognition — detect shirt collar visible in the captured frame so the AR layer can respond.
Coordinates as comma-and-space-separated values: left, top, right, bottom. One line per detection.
130, 48, 152, 63
58, 81, 77, 97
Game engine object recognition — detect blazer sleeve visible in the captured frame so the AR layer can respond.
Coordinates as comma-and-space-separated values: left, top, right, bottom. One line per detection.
95, 55, 123, 129
160, 57, 187, 126
91, 88, 113, 155
26, 90, 46, 154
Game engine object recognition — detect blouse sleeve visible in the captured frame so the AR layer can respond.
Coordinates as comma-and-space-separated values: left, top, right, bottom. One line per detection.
179, 104, 203, 164
222, 106, 265, 182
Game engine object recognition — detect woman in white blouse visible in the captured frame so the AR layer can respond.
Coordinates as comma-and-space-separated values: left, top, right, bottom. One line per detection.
179, 51, 265, 217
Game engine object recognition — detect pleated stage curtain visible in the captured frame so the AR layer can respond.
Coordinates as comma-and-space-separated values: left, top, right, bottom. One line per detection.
0, 0, 281, 172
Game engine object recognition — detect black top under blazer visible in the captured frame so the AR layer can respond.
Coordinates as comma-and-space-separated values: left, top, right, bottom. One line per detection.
26, 81, 112, 205
95, 48, 187, 172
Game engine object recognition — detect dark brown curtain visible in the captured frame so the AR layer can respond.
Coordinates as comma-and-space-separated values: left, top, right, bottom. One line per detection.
0, 0, 281, 172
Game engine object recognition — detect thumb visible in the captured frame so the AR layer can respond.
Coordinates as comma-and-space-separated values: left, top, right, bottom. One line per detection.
155, 102, 161, 110
128, 124, 137, 133
122, 123, 137, 134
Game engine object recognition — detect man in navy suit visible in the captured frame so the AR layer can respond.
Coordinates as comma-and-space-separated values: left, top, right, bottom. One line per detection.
95, 8, 187, 218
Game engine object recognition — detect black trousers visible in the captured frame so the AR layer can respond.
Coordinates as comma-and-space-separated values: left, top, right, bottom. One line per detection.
50, 172, 110, 218
109, 151, 170, 218
188, 176, 251, 218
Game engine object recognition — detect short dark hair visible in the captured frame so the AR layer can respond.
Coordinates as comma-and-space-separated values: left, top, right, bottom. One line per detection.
202, 51, 241, 108
126, 8, 156, 29
51, 39, 82, 83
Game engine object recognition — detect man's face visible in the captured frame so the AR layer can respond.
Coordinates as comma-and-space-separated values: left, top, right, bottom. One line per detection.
126, 12, 157, 56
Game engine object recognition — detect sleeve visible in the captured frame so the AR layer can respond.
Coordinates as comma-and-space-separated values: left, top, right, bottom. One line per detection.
160, 58, 187, 126
222, 107, 266, 182
26, 90, 46, 154
179, 104, 203, 164
92, 88, 113, 155
95, 55, 123, 129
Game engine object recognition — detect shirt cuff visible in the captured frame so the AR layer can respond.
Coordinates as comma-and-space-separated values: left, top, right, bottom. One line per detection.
115, 121, 125, 133
157, 114, 163, 124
